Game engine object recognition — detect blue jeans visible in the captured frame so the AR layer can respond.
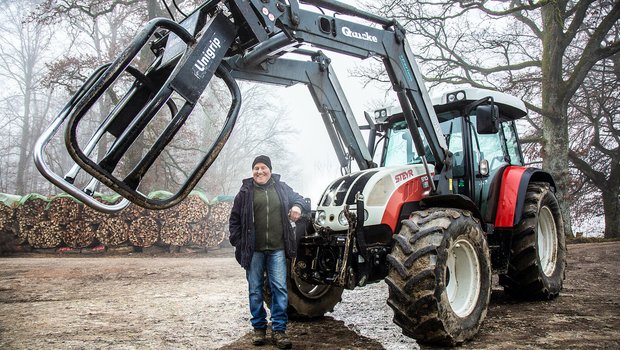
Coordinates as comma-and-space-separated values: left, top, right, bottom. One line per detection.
246, 250, 288, 331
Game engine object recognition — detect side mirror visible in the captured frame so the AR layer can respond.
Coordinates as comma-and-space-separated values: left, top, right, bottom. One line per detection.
476, 104, 499, 134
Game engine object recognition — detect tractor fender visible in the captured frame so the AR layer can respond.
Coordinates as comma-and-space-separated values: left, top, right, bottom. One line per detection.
419, 194, 486, 231
494, 166, 556, 228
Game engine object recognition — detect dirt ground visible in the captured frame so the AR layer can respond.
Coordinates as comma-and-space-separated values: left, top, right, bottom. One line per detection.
0, 241, 618, 350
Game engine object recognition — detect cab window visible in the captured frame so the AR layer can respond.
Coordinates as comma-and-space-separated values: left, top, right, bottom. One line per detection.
502, 122, 523, 165
470, 115, 506, 173
383, 119, 462, 173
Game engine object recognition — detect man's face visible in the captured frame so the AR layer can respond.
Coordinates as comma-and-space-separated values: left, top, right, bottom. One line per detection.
252, 163, 272, 185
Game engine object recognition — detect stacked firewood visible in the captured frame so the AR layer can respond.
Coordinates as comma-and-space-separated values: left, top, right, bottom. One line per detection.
206, 200, 233, 248
64, 220, 96, 248
184, 194, 211, 247
96, 215, 129, 246
0, 199, 19, 254
47, 195, 80, 225
128, 215, 160, 247
14, 195, 51, 246
155, 193, 210, 247
48, 195, 94, 248
160, 216, 190, 246
28, 220, 62, 248
0, 191, 234, 251
0, 203, 12, 233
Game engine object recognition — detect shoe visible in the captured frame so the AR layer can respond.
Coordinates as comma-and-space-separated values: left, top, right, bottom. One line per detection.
271, 330, 292, 349
252, 328, 266, 346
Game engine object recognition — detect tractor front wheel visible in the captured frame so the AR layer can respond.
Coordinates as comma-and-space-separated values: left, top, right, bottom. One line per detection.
385, 208, 492, 346
263, 260, 344, 319
287, 265, 344, 318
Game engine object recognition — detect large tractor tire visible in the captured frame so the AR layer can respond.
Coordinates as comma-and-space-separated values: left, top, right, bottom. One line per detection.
264, 261, 344, 319
264, 216, 344, 319
286, 265, 344, 319
500, 182, 566, 299
385, 208, 492, 346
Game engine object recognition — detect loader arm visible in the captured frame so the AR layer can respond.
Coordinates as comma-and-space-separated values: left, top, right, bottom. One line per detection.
35, 0, 451, 211
227, 50, 374, 172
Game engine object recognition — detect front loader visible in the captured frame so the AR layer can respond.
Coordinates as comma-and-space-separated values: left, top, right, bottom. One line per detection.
34, 0, 566, 346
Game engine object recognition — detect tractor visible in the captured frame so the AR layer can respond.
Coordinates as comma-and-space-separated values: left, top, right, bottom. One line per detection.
290, 87, 566, 345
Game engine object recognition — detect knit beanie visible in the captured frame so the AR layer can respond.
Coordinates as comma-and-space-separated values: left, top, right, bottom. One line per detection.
252, 155, 272, 170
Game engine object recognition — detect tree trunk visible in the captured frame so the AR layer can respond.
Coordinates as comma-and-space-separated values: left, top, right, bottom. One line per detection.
15, 86, 33, 194
601, 189, 619, 239
601, 160, 620, 238
541, 109, 573, 238
540, 3, 574, 237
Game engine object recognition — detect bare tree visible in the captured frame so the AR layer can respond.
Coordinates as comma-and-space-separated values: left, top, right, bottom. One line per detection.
567, 56, 620, 238
0, 1, 56, 194
31, 0, 166, 195
196, 83, 298, 197
362, 0, 620, 236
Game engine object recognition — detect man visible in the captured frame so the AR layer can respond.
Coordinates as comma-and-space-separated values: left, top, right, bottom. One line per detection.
229, 155, 308, 349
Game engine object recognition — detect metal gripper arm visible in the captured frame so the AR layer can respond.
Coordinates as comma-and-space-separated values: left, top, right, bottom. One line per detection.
35, 10, 243, 211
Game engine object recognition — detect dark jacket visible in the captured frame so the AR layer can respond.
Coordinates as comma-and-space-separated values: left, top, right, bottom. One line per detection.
229, 174, 308, 269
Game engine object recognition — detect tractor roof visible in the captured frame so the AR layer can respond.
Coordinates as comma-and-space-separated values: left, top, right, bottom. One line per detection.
432, 88, 527, 121
374, 88, 527, 124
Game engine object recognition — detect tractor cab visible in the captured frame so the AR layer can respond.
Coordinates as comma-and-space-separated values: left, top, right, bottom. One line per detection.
373, 88, 527, 221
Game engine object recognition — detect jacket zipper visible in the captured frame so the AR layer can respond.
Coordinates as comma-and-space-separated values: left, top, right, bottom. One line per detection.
265, 186, 270, 250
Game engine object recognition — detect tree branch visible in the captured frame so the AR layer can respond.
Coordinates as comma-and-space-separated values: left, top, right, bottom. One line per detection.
564, 1, 620, 101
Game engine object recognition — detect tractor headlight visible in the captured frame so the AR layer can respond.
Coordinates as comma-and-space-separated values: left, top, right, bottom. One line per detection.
316, 210, 326, 225
447, 90, 466, 103
338, 211, 349, 226
338, 209, 369, 226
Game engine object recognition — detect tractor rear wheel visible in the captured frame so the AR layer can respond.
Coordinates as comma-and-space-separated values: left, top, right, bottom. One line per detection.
385, 208, 491, 346
500, 182, 566, 299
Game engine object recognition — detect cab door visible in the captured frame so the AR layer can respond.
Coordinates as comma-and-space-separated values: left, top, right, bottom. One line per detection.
467, 116, 522, 220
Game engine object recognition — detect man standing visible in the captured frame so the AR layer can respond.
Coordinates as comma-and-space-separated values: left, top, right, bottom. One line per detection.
229, 155, 308, 349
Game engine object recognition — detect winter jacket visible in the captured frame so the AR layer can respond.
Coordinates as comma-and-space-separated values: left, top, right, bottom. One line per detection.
229, 174, 309, 269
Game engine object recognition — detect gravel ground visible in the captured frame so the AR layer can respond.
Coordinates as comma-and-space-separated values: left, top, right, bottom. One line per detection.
1, 242, 618, 349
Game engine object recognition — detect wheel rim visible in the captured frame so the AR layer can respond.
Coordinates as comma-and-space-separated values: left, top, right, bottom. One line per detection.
537, 206, 558, 276
446, 239, 481, 317
292, 272, 331, 299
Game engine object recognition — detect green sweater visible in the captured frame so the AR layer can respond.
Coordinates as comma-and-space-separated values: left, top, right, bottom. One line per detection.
253, 179, 284, 251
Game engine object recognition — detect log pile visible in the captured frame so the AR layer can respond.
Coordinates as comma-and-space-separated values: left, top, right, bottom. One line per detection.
47, 195, 80, 226
160, 217, 190, 246
15, 195, 49, 245
128, 215, 159, 247
0, 203, 18, 254
0, 191, 235, 253
96, 216, 129, 246
28, 220, 62, 248
184, 195, 211, 247
0, 204, 12, 233
206, 201, 233, 248
63, 220, 95, 248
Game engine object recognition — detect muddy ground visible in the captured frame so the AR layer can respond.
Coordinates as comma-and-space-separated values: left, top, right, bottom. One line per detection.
0, 241, 618, 350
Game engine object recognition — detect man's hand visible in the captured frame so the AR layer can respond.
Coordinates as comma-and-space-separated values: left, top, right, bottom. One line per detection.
289, 206, 302, 222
